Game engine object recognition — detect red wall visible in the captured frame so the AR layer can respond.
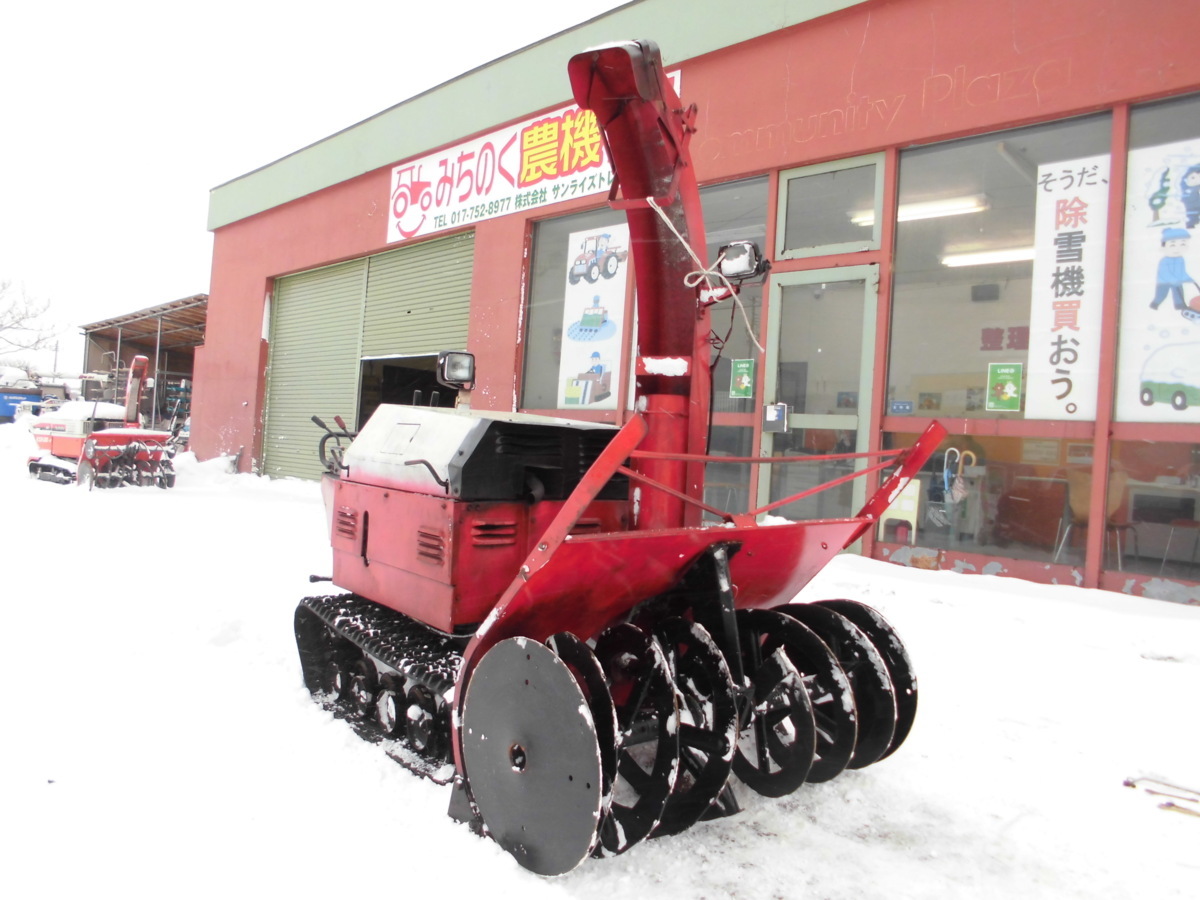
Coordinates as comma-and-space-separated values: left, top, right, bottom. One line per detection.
194, 0, 1200, 469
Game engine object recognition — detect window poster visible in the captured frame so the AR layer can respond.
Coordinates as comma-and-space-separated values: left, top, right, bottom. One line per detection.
986, 362, 1023, 412
730, 359, 754, 399
1115, 137, 1200, 423
556, 223, 631, 410
1026, 154, 1110, 419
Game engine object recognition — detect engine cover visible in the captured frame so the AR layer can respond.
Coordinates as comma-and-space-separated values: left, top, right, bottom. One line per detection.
342, 406, 626, 502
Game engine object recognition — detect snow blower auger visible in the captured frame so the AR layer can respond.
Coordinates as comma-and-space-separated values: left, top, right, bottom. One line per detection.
294, 40, 945, 875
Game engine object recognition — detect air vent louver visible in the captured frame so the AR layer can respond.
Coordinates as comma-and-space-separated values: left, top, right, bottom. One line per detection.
335, 507, 357, 539
416, 529, 446, 565
472, 521, 518, 547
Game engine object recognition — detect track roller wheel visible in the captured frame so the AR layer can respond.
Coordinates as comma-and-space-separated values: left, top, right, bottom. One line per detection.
321, 644, 361, 708
650, 618, 738, 836
780, 604, 897, 769
461, 637, 604, 876
348, 658, 379, 718
731, 609, 816, 796
593, 624, 680, 855
376, 676, 406, 738
405, 684, 445, 759
815, 599, 918, 759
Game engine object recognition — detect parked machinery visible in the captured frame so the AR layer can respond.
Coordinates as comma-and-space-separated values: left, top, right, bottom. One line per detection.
28, 354, 176, 488
295, 41, 945, 875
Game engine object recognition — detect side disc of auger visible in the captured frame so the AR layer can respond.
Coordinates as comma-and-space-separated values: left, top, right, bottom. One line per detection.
650, 618, 738, 836
731, 609, 816, 797
815, 599, 918, 759
546, 632, 618, 802
780, 603, 897, 769
460, 638, 604, 876
736, 609, 858, 786
593, 624, 680, 855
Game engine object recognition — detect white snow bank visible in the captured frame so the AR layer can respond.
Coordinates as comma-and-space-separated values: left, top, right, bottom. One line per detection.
0, 420, 1196, 900
41, 399, 128, 421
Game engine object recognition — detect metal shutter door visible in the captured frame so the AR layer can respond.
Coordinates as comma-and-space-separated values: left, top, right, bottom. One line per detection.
263, 259, 365, 479
361, 232, 474, 357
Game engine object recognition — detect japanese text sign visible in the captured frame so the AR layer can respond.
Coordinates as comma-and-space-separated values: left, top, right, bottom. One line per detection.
387, 74, 680, 244
388, 104, 612, 243
1025, 154, 1110, 419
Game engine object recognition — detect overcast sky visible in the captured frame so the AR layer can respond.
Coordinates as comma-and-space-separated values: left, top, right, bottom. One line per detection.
0, 0, 630, 373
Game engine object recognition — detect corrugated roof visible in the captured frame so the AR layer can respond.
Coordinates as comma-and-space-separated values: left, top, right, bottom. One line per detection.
80, 294, 208, 352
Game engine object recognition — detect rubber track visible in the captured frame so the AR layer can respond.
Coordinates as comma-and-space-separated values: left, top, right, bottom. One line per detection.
298, 593, 465, 696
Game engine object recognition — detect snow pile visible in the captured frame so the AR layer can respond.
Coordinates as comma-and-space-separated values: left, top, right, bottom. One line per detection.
41, 399, 129, 421
0, 420, 1196, 899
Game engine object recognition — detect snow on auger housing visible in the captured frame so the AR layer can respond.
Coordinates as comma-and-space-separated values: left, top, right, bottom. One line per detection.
294, 41, 945, 875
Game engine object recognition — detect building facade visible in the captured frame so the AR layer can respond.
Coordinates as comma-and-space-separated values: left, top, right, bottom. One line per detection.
197, 0, 1200, 601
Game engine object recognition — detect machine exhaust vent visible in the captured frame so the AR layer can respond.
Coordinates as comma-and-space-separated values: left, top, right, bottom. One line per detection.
335, 507, 358, 540
416, 529, 447, 565
569, 519, 603, 536
495, 432, 564, 460
471, 521, 519, 547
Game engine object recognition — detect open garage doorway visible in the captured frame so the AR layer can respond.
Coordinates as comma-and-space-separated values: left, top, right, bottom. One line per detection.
358, 355, 455, 425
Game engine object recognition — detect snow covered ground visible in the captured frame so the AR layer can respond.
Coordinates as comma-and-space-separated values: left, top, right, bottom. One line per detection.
1, 419, 1197, 899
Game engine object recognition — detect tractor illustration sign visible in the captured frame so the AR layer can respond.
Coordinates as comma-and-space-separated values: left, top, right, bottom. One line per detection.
568, 232, 628, 284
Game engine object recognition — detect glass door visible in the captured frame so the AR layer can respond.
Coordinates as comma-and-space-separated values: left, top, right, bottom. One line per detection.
759, 266, 878, 520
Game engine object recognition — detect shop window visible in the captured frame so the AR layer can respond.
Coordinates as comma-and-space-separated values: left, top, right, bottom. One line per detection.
521, 206, 628, 411
887, 116, 1111, 420
883, 433, 1082, 564
520, 178, 769, 412
768, 429, 859, 522
707, 178, 769, 413
776, 155, 883, 259
703, 425, 755, 520
1115, 93, 1200, 425
1111, 439, 1200, 580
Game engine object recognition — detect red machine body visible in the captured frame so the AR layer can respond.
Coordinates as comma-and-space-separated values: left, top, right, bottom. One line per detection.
299, 40, 946, 875
324, 479, 628, 634
318, 41, 943, 647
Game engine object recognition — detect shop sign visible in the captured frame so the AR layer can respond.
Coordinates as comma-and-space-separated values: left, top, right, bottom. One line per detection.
387, 74, 680, 244
1025, 154, 1109, 420
556, 223, 631, 410
986, 362, 1023, 412
1114, 136, 1200, 424
729, 359, 754, 398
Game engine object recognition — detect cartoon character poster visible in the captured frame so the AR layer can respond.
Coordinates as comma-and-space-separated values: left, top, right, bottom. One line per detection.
1115, 138, 1200, 423
1025, 154, 1109, 419
556, 223, 631, 409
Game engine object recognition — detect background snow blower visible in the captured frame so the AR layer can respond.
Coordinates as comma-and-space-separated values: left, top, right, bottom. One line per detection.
28, 354, 176, 488
295, 40, 945, 875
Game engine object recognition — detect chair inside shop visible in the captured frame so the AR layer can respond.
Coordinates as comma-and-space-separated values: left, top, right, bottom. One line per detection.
1053, 469, 1139, 570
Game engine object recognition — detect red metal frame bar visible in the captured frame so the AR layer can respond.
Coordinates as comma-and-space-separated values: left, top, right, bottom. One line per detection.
621, 422, 945, 522
629, 448, 903, 465
617, 464, 735, 522
750, 457, 898, 518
